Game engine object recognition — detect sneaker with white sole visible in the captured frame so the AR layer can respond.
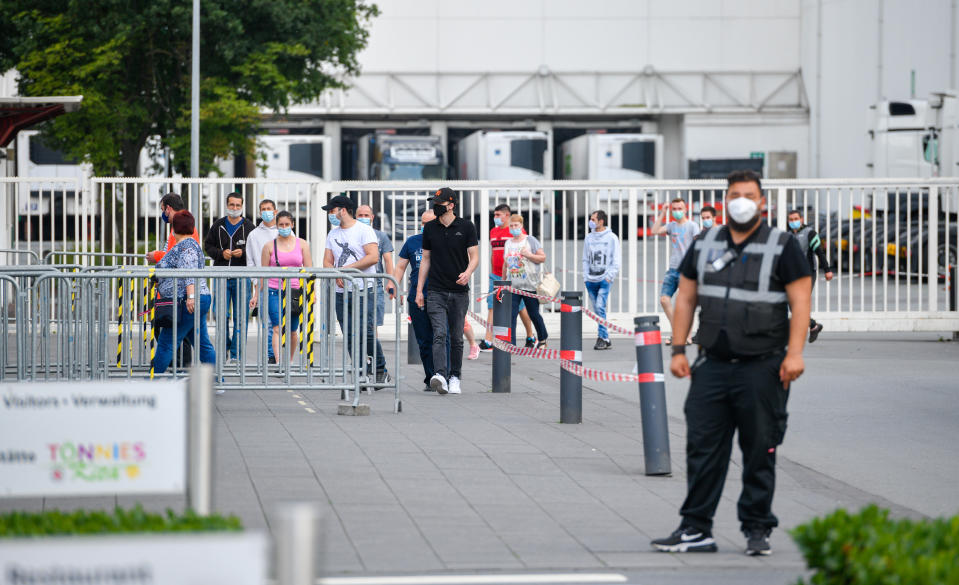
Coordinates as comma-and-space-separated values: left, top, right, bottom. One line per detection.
215, 388, 226, 396
651, 526, 718, 553
744, 527, 772, 556
467, 344, 481, 360
447, 376, 462, 394
430, 374, 448, 394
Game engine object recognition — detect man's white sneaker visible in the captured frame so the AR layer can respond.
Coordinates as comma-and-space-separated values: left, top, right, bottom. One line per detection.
215, 388, 226, 395
447, 376, 462, 394
430, 374, 448, 394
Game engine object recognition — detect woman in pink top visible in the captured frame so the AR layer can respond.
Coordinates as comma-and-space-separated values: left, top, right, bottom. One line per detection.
253, 211, 313, 363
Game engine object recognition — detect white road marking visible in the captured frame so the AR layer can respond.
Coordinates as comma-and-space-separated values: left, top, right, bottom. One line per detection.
305, 408, 316, 414
292, 394, 302, 398
298, 400, 307, 406
316, 574, 628, 585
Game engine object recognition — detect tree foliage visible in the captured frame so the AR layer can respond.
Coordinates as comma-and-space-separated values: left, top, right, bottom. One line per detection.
0, 0, 379, 177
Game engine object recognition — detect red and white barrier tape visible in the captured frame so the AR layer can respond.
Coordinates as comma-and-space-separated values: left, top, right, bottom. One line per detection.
581, 307, 634, 336
496, 285, 560, 304
560, 360, 665, 384
491, 338, 560, 360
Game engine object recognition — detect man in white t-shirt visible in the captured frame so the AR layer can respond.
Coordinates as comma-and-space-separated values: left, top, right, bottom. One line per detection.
652, 198, 700, 342
246, 198, 282, 363
322, 194, 391, 384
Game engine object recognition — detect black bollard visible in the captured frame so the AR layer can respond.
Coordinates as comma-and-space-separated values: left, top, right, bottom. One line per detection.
492, 280, 511, 393
950, 265, 958, 340
634, 316, 671, 476
407, 318, 418, 365
559, 291, 583, 423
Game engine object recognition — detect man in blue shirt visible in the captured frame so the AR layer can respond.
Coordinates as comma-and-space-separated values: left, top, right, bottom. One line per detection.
393, 209, 448, 391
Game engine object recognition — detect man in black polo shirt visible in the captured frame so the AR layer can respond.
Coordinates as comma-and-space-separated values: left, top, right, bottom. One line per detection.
415, 187, 479, 395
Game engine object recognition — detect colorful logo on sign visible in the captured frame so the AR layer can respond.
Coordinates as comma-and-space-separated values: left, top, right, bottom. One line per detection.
47, 441, 146, 483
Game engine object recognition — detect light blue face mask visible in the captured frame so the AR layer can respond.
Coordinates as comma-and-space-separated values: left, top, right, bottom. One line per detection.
260, 210, 274, 223
509, 228, 522, 237
788, 220, 801, 230
328, 214, 340, 227
672, 210, 685, 221
588, 220, 597, 230
358, 217, 371, 225
493, 216, 503, 227
278, 227, 293, 237
702, 219, 714, 228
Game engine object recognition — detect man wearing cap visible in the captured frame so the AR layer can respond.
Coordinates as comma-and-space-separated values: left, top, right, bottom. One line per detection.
416, 187, 479, 395
322, 194, 391, 385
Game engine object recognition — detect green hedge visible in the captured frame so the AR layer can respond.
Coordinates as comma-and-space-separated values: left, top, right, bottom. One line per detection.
791, 505, 959, 585
0, 505, 242, 537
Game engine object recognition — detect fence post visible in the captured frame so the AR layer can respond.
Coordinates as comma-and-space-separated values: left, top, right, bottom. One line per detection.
492, 280, 511, 393
187, 364, 214, 514
407, 318, 418, 365
950, 264, 958, 340
634, 316, 671, 476
559, 291, 582, 424
927, 185, 939, 312
275, 502, 320, 585
776, 186, 788, 229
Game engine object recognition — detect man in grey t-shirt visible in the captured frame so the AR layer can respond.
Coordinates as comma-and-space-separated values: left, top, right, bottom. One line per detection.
357, 205, 395, 327
652, 198, 700, 342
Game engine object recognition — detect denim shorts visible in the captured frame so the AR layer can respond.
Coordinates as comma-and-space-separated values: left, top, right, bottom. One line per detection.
488, 273, 525, 310
660, 268, 681, 298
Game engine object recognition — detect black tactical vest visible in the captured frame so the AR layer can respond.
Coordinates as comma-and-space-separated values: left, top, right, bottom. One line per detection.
694, 223, 791, 357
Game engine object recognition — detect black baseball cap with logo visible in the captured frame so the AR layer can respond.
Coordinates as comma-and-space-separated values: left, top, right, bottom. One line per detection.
429, 187, 457, 205
321, 194, 357, 212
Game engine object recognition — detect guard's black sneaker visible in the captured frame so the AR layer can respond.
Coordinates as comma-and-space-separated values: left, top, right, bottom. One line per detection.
808, 323, 823, 343
593, 338, 612, 350
524, 337, 536, 348
744, 527, 772, 556
651, 526, 718, 553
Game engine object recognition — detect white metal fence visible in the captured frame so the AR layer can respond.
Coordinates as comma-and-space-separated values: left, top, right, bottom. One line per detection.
2, 177, 957, 332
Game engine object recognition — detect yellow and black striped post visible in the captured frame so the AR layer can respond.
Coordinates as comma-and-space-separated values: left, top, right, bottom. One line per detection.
298, 273, 306, 356
280, 278, 288, 350
148, 269, 156, 379
129, 278, 137, 364
116, 278, 124, 368
306, 276, 316, 367
141, 276, 151, 348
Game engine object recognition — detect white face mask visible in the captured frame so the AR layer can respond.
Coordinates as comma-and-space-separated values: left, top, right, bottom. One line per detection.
726, 197, 759, 224
226, 209, 243, 218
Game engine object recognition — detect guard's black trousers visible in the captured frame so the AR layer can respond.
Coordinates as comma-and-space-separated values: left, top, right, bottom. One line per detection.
680, 352, 790, 533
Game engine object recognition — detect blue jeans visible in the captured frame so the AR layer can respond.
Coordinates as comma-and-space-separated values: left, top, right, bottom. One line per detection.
408, 299, 450, 384
375, 283, 386, 326
585, 279, 611, 340
661, 268, 681, 298
213, 279, 250, 359
152, 295, 216, 374
335, 290, 387, 374
510, 292, 547, 346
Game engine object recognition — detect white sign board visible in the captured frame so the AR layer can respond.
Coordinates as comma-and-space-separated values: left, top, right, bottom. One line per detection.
0, 532, 267, 585
0, 380, 187, 497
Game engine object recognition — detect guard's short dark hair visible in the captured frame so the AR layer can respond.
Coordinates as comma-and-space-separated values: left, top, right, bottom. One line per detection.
494, 203, 511, 214
226, 191, 243, 204
787, 208, 803, 217
701, 205, 717, 216
160, 193, 185, 211
171, 210, 195, 235
276, 210, 294, 224
727, 169, 762, 191
259, 198, 276, 210
591, 210, 608, 225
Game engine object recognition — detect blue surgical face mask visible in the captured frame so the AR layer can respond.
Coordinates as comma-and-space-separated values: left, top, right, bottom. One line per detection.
493, 216, 503, 227
702, 219, 714, 228
328, 214, 340, 227
672, 210, 685, 221
358, 217, 371, 225
788, 220, 801, 230
278, 226, 293, 238
509, 228, 522, 237
160, 209, 169, 224
588, 220, 597, 230
260, 210, 274, 223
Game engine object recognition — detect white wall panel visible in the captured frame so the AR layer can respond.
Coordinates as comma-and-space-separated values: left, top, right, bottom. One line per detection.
684, 113, 810, 177
361, 17, 439, 72
648, 0, 723, 19
648, 20, 723, 69
544, 20, 649, 71
436, 20, 543, 71
547, 0, 648, 19
438, 0, 544, 19
719, 19, 800, 69
721, 0, 800, 19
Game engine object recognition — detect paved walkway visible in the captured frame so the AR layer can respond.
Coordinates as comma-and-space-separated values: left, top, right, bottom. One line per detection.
5, 331, 956, 584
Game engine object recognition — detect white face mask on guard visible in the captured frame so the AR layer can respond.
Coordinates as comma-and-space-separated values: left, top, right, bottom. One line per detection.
726, 197, 759, 224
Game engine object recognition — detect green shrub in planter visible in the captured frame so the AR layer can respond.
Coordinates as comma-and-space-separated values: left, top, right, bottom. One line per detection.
0, 505, 242, 537
791, 505, 959, 585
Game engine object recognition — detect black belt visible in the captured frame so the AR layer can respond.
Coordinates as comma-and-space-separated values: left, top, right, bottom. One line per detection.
704, 350, 784, 364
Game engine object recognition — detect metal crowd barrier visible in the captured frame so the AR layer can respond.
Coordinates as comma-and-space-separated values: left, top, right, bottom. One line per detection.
0, 266, 402, 413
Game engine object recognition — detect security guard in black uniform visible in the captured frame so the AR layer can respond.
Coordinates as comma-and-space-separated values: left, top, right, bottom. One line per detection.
651, 170, 812, 556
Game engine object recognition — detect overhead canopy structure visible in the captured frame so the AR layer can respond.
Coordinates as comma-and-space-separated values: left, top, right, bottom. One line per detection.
0, 96, 82, 147
285, 69, 808, 119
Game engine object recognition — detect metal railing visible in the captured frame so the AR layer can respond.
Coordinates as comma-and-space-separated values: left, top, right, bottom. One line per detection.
3, 177, 958, 332
0, 266, 402, 412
